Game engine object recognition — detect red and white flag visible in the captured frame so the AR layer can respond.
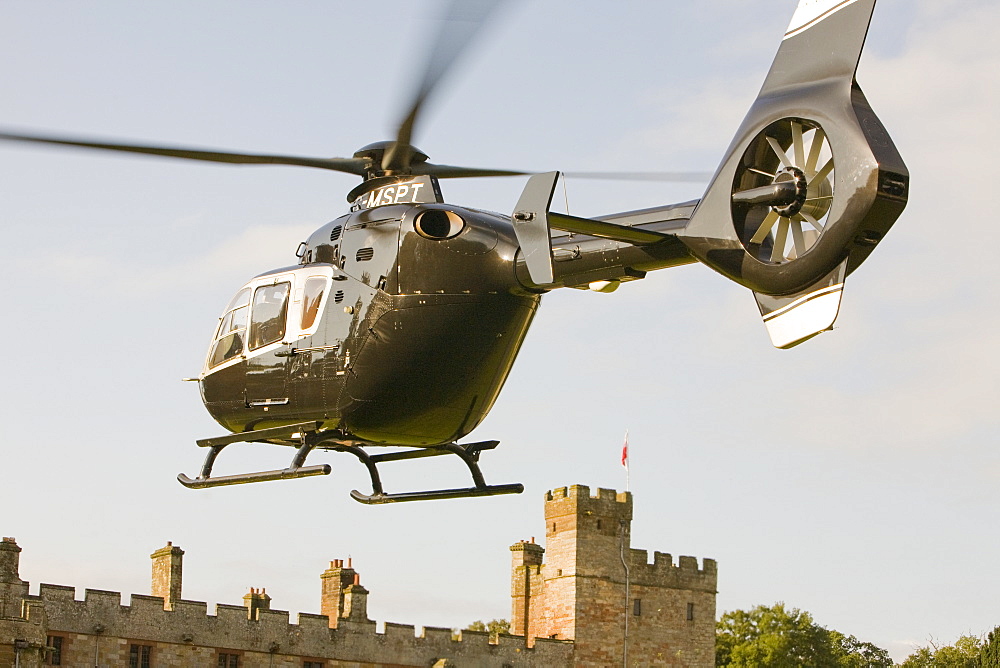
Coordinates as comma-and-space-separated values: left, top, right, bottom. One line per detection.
621, 429, 630, 491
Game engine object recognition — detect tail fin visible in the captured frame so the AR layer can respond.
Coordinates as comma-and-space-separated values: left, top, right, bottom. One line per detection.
679, 0, 908, 344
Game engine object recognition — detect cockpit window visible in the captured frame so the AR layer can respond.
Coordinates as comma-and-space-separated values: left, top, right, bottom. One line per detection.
249, 282, 291, 350
301, 277, 327, 330
209, 288, 251, 368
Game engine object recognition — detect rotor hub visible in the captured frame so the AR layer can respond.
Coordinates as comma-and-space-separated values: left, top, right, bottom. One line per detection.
771, 167, 808, 218
353, 141, 429, 178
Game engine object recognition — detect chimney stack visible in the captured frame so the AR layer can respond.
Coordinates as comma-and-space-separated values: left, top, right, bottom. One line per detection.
320, 559, 359, 627
342, 572, 370, 622
243, 587, 272, 621
150, 541, 184, 610
0, 537, 24, 585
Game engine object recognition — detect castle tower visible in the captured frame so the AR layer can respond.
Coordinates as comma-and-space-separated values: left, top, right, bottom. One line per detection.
510, 485, 718, 667
509, 538, 544, 639
150, 541, 184, 610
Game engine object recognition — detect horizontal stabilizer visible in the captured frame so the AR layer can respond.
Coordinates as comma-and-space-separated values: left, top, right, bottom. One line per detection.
754, 260, 847, 349
549, 212, 674, 245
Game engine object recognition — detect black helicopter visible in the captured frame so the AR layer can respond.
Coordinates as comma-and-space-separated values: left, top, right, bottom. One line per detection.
0, 0, 907, 504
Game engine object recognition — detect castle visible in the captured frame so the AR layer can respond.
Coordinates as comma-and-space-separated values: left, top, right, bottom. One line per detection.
1, 485, 716, 666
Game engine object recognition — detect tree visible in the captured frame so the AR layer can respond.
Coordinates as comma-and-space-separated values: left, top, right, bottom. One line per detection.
716, 603, 891, 668
465, 619, 510, 641
899, 634, 983, 668
978, 626, 1000, 667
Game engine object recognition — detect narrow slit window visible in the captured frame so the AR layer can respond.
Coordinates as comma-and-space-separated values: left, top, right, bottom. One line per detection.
300, 277, 327, 330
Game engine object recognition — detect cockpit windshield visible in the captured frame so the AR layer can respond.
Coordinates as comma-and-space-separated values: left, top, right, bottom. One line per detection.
208, 288, 250, 368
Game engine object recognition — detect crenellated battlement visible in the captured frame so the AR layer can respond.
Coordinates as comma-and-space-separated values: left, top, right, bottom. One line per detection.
544, 484, 633, 532
545, 484, 631, 506
16, 577, 572, 666
628, 551, 718, 591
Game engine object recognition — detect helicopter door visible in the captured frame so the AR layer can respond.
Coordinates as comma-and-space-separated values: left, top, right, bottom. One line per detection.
244, 275, 294, 409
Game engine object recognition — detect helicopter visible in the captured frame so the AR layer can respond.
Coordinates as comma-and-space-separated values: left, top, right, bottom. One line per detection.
0, 0, 907, 504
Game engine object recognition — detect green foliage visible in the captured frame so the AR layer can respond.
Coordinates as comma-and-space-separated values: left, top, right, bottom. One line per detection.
899, 634, 983, 667
465, 618, 510, 640
979, 626, 1000, 667
715, 603, 891, 668
828, 630, 893, 668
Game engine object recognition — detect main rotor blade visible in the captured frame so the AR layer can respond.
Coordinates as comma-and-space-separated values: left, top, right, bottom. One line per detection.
382, 0, 509, 173
420, 165, 714, 181
0, 129, 370, 175
562, 171, 713, 182
414, 163, 531, 178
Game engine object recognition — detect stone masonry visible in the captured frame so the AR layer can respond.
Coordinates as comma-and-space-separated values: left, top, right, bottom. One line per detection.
1, 485, 715, 667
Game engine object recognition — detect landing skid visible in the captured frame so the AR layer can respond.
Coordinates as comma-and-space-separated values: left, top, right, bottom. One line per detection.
177, 422, 523, 504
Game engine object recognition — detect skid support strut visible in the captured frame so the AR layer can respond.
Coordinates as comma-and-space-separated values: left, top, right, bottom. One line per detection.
178, 426, 522, 504
177, 422, 330, 489
333, 440, 524, 504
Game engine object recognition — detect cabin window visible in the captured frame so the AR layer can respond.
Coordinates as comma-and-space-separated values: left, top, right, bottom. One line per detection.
249, 282, 290, 350
300, 277, 327, 330
209, 288, 250, 367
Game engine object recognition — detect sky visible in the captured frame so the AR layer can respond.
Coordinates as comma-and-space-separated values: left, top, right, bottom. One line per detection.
1, 0, 997, 662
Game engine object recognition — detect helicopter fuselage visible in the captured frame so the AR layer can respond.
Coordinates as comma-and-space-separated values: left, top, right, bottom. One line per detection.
200, 183, 541, 447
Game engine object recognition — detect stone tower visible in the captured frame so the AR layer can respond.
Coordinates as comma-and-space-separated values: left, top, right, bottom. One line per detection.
510, 485, 717, 667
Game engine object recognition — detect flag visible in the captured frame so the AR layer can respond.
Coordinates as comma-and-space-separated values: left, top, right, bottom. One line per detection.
621, 430, 629, 468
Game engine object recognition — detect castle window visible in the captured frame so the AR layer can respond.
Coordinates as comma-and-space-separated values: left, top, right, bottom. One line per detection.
44, 636, 64, 665
551, 522, 556, 532
633, 598, 642, 616
687, 602, 695, 621
597, 519, 603, 530
218, 653, 241, 668
304, 662, 325, 668
129, 644, 152, 668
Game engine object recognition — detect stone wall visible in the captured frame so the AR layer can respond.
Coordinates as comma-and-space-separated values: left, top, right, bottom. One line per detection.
0, 537, 572, 668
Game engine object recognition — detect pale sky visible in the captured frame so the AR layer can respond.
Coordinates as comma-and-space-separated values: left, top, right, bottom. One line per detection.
1, 1, 997, 662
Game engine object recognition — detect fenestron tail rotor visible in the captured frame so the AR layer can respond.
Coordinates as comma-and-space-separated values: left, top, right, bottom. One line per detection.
733, 118, 835, 263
